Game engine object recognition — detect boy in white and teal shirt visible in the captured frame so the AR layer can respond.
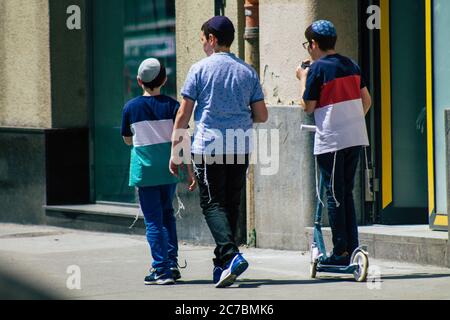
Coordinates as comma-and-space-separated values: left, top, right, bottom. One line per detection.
121, 58, 196, 285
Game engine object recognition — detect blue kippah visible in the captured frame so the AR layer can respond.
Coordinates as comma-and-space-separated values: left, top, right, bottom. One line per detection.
312, 20, 337, 37
207, 16, 235, 34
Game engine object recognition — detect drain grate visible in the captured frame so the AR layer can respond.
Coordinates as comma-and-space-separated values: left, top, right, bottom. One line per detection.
0, 231, 69, 239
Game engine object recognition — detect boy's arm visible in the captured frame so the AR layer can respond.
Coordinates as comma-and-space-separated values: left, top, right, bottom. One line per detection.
297, 61, 318, 114
251, 100, 268, 123
121, 105, 134, 146
173, 97, 194, 130
249, 74, 268, 123
301, 101, 318, 115
299, 77, 317, 114
169, 97, 195, 178
361, 87, 372, 115
186, 163, 197, 192
299, 78, 317, 114
170, 97, 197, 191
123, 136, 133, 146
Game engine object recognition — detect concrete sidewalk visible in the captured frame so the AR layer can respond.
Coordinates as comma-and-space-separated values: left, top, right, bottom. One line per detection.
0, 223, 450, 300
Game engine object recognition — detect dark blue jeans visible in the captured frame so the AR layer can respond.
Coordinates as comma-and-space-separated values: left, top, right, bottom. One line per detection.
317, 146, 362, 256
138, 184, 178, 273
193, 154, 249, 268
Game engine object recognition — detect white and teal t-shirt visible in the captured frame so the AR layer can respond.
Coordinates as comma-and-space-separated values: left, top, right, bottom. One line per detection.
121, 95, 180, 187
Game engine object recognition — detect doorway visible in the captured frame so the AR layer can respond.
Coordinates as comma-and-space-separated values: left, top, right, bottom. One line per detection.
360, 0, 429, 225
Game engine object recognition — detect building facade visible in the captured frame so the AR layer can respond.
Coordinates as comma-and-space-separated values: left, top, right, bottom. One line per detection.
0, 0, 448, 252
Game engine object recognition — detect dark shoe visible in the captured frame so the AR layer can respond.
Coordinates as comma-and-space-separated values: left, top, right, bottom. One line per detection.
171, 267, 181, 281
213, 266, 223, 284
320, 252, 351, 266
170, 260, 187, 281
144, 269, 175, 285
215, 253, 249, 288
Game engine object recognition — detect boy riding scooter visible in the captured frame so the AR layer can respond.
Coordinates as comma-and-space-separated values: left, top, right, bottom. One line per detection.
296, 20, 372, 267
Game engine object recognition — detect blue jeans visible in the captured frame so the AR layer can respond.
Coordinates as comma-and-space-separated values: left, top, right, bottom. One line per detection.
138, 184, 178, 272
317, 146, 362, 256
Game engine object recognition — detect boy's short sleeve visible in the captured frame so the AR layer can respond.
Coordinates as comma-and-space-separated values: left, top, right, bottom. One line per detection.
172, 101, 181, 121
303, 66, 323, 101
359, 70, 367, 89
181, 65, 198, 102
121, 105, 133, 137
250, 73, 265, 105
354, 64, 367, 89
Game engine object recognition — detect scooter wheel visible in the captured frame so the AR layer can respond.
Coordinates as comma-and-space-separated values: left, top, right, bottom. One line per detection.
352, 251, 369, 282
310, 261, 318, 279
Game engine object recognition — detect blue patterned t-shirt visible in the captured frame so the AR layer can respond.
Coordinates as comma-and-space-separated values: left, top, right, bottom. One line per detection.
181, 52, 265, 155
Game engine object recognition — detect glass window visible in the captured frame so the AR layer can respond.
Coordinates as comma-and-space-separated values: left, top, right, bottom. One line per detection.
92, 0, 176, 203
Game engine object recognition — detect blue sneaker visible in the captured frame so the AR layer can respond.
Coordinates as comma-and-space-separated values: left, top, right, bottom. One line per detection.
144, 269, 175, 285
215, 253, 249, 288
213, 266, 223, 284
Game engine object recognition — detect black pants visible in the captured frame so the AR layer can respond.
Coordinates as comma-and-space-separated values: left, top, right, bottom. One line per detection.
317, 146, 362, 256
193, 154, 249, 268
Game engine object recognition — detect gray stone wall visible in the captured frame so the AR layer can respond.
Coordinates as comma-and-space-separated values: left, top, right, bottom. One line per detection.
0, 130, 47, 224
259, 0, 359, 106
253, 106, 316, 251
0, 0, 89, 225
254, 0, 361, 251
49, 0, 89, 128
0, 0, 52, 128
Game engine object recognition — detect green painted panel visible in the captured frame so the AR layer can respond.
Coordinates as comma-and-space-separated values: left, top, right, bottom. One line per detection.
92, 0, 176, 203
384, 0, 428, 222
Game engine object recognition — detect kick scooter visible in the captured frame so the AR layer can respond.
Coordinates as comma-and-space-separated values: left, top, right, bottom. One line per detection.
301, 125, 370, 282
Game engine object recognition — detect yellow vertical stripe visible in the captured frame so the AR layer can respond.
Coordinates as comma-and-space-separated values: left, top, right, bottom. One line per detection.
380, 0, 392, 209
425, 0, 435, 216
434, 215, 448, 227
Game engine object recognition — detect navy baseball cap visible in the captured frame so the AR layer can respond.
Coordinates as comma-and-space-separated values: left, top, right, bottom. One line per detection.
207, 16, 235, 34
311, 20, 337, 37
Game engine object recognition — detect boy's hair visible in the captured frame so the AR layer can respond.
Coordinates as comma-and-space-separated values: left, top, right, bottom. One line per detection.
201, 21, 235, 48
305, 25, 337, 51
142, 64, 166, 90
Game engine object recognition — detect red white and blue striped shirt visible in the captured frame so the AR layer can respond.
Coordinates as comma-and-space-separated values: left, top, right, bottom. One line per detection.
303, 54, 369, 155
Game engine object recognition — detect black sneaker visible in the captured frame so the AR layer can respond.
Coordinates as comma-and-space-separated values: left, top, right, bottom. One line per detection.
144, 269, 175, 285
320, 252, 351, 266
170, 260, 187, 281
171, 267, 181, 281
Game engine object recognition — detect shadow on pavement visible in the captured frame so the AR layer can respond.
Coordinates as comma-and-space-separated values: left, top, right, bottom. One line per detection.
235, 278, 353, 288
172, 280, 215, 285
0, 266, 58, 300
174, 278, 354, 288
219, 273, 450, 289
379, 273, 450, 281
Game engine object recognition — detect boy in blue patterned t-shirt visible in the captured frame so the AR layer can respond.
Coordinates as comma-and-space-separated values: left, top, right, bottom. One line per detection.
121, 58, 196, 285
170, 16, 268, 288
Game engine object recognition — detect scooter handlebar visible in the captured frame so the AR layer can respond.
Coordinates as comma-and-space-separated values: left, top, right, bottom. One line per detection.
300, 125, 317, 133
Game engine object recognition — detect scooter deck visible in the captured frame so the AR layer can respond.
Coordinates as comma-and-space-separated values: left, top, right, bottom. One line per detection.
316, 263, 358, 274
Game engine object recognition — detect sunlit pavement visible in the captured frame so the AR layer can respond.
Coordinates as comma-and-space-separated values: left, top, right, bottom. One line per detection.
1, 223, 449, 300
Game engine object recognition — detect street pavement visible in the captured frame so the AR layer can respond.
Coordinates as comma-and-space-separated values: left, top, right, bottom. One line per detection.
0, 223, 449, 300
